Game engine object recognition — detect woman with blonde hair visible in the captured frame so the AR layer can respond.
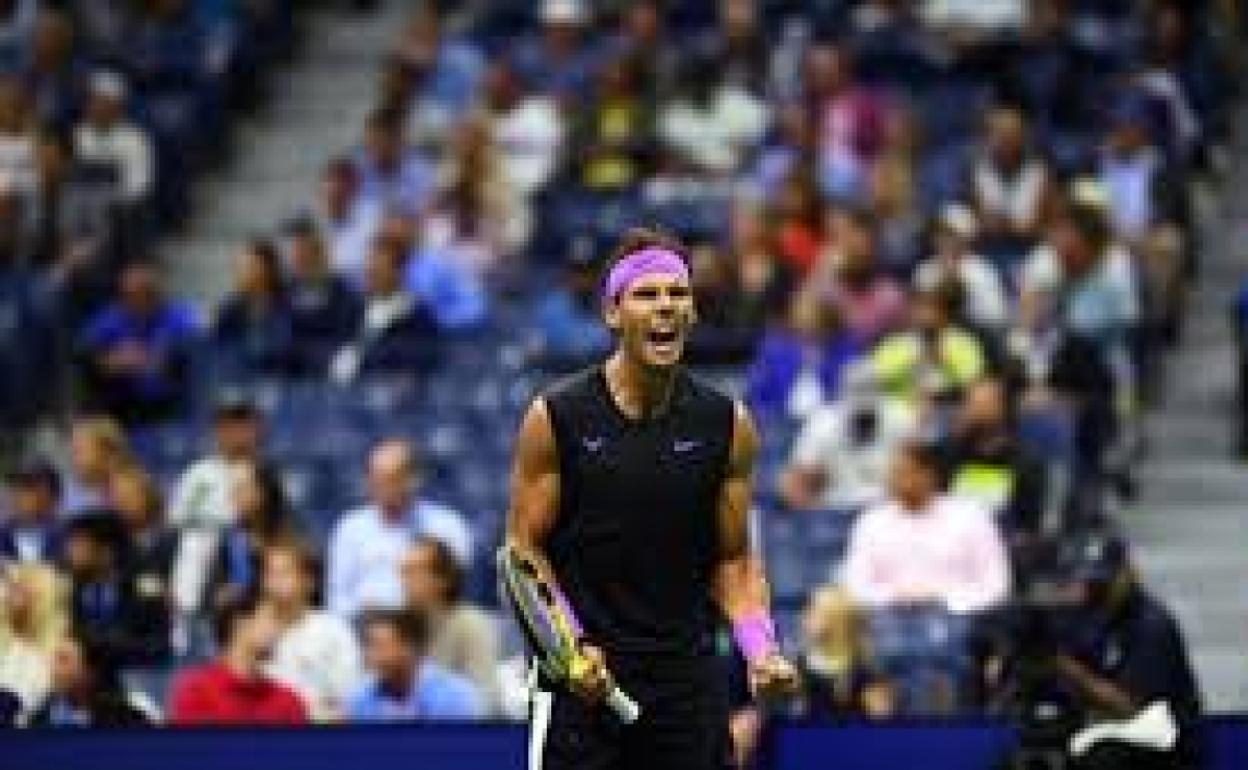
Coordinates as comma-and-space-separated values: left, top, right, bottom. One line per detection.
0, 562, 68, 720
797, 585, 893, 719
65, 415, 134, 515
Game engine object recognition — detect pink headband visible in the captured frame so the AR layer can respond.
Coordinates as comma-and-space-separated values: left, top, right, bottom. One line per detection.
603, 247, 689, 302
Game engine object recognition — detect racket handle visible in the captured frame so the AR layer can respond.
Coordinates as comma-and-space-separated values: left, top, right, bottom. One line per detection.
605, 686, 641, 724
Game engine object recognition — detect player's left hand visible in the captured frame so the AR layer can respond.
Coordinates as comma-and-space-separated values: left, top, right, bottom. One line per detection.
748, 652, 800, 701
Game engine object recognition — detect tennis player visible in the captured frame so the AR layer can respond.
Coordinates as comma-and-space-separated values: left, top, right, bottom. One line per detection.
506, 229, 798, 769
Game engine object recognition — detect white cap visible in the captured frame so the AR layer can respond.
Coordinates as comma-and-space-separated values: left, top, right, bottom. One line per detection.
939, 202, 978, 239
541, 0, 586, 24
89, 70, 128, 101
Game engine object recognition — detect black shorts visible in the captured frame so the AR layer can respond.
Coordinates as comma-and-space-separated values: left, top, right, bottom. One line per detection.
529, 656, 731, 770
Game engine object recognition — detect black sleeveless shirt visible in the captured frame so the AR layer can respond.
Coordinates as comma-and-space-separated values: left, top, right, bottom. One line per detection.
543, 366, 736, 659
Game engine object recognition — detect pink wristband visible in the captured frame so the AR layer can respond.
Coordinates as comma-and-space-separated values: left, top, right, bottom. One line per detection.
732, 611, 778, 663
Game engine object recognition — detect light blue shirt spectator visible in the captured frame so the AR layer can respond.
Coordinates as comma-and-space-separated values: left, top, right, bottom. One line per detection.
347, 661, 484, 721
404, 246, 488, 331
327, 500, 474, 619
352, 146, 437, 213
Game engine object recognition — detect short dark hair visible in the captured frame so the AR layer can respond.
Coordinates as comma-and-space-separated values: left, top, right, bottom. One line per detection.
212, 591, 265, 647
601, 227, 689, 297
361, 608, 430, 652
1065, 202, 1112, 253
413, 536, 464, 604
897, 440, 947, 486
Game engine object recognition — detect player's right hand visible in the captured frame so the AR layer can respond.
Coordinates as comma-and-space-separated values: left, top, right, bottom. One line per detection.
568, 642, 612, 703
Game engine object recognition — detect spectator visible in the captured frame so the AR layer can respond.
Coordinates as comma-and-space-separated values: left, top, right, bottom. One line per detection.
685, 243, 769, 365
866, 152, 924, 276
1098, 99, 1182, 249
773, 169, 824, 276
1020, 202, 1139, 349
400, 536, 499, 711
657, 52, 768, 175
63, 415, 133, 515
22, 9, 82, 129
805, 42, 887, 201
1005, 291, 1117, 517
30, 127, 116, 275
63, 511, 171, 668
375, 209, 487, 332
353, 106, 436, 213
424, 115, 529, 275
751, 100, 818, 202
810, 206, 907, 342
568, 54, 652, 192
76, 261, 200, 424
510, 0, 600, 102
330, 237, 440, 383
971, 106, 1052, 254
0, 0, 37, 68
0, 562, 66, 720
327, 439, 472, 619
531, 244, 611, 370
843, 441, 1010, 615
604, 0, 678, 101
206, 459, 298, 614
316, 156, 383, 283
914, 203, 1010, 333
870, 287, 986, 404
1, 458, 63, 564
704, 0, 769, 95
797, 586, 894, 719
747, 291, 862, 419
937, 378, 1048, 533
481, 60, 563, 197
0, 74, 37, 196
0, 235, 55, 432
393, 6, 485, 147
107, 464, 177, 603
262, 541, 361, 723
212, 238, 295, 379
169, 395, 264, 621
725, 200, 797, 329
168, 592, 308, 725
347, 609, 484, 721
780, 364, 917, 512
73, 71, 153, 206
1133, 5, 1205, 163
285, 218, 363, 376
27, 626, 150, 726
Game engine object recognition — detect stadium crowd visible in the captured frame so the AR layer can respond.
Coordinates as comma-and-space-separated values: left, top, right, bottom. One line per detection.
0, 0, 1237, 762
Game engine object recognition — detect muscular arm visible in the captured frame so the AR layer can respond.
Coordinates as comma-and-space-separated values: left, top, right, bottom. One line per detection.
712, 402, 768, 623
504, 398, 564, 591
504, 398, 611, 700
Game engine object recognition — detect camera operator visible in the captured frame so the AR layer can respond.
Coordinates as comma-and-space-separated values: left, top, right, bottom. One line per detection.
991, 532, 1201, 770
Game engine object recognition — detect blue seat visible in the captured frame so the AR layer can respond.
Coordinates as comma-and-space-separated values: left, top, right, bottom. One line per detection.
761, 515, 809, 606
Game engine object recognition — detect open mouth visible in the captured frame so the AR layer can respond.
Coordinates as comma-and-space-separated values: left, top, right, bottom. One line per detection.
648, 329, 679, 346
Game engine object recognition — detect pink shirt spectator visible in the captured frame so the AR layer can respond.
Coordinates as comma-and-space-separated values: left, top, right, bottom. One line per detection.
843, 495, 1010, 615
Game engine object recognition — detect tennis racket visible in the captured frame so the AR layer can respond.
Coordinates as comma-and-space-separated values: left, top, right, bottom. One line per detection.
496, 544, 641, 723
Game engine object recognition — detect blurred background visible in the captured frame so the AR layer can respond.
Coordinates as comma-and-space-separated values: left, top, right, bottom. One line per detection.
0, 0, 1245, 764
